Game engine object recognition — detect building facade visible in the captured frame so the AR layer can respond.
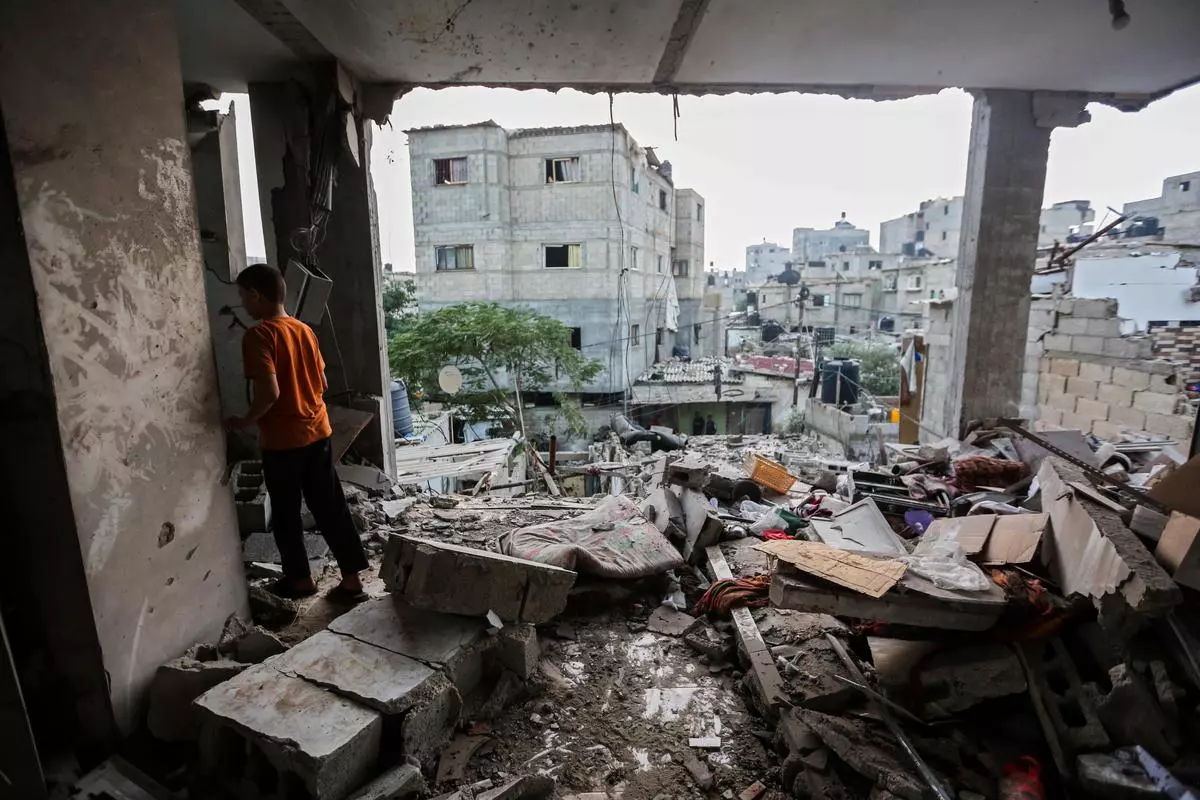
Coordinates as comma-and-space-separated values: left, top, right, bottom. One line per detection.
881, 197, 1095, 255
745, 241, 793, 284
407, 122, 706, 395
1124, 171, 1200, 243
792, 213, 871, 262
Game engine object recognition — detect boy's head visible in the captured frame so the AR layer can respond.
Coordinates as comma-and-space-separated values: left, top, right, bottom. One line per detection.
236, 264, 287, 320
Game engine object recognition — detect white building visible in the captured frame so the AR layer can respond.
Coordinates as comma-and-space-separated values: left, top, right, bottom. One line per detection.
407, 121, 706, 396
745, 241, 792, 285
801, 246, 894, 283
880, 197, 1095, 255
792, 213, 871, 262
1124, 171, 1200, 243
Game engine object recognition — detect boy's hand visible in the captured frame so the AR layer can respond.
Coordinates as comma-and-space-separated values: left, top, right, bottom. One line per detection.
224, 415, 250, 431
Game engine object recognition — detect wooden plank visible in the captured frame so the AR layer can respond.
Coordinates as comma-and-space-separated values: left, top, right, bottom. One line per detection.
1068, 481, 1127, 514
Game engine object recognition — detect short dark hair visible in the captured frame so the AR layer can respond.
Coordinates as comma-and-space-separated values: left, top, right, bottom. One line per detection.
236, 264, 286, 304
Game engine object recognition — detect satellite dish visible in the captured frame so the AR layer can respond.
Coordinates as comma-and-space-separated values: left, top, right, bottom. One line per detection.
438, 365, 463, 395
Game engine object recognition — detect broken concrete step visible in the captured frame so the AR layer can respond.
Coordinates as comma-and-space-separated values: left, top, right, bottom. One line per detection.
194, 662, 382, 800
381, 535, 576, 623
147, 656, 248, 743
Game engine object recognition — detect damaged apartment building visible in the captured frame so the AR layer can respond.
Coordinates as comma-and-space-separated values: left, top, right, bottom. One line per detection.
408, 121, 709, 428
3, 0, 1200, 799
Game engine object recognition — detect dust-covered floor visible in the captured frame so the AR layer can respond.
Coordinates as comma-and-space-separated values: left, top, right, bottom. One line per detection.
463, 614, 778, 800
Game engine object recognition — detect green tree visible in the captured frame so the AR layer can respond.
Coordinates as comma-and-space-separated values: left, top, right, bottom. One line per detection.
826, 341, 900, 396
388, 302, 604, 437
382, 279, 417, 337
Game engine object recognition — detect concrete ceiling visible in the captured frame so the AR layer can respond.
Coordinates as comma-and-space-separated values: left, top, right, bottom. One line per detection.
176, 0, 1200, 102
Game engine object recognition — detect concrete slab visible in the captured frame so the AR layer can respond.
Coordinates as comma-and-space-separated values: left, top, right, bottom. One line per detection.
195, 662, 382, 800
147, 657, 248, 742
271, 630, 439, 715
381, 536, 576, 623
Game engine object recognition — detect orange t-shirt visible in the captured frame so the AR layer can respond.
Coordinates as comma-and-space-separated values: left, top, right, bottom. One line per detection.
242, 316, 332, 451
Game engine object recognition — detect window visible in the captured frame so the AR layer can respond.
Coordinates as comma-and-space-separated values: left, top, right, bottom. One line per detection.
659, 189, 668, 211
868, 260, 883, 270
841, 261, 850, 271
434, 157, 468, 185
844, 294, 862, 308
672, 259, 690, 277
545, 157, 581, 183
630, 166, 639, 194
657, 254, 665, 274
941, 231, 947, 241
883, 274, 898, 291
1182, 180, 1192, 192
545, 244, 582, 269
656, 328, 664, 346
811, 294, 827, 307
943, 205, 950, 215
693, 323, 702, 344
696, 203, 704, 221
915, 231, 925, 242
568, 327, 582, 350
907, 274, 924, 290
630, 246, 639, 270
630, 324, 640, 346
435, 245, 474, 271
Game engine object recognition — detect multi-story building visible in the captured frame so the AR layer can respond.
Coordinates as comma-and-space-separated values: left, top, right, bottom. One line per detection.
792, 214, 871, 262
407, 121, 706, 397
880, 197, 1095, 256
745, 241, 793, 285
876, 257, 958, 330
1124, 171, 1200, 242
706, 268, 748, 312
800, 246, 895, 283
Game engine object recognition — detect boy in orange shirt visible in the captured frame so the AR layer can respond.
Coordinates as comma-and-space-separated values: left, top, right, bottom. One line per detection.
226, 264, 368, 603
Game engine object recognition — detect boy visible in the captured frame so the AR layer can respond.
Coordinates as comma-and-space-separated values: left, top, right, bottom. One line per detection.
225, 264, 368, 603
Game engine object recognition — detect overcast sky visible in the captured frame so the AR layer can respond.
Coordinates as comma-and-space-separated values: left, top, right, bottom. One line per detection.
234, 84, 1200, 270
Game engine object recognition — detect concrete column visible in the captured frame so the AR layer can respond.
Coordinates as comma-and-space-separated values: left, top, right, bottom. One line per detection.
938, 90, 1086, 437
0, 0, 248, 736
249, 73, 393, 472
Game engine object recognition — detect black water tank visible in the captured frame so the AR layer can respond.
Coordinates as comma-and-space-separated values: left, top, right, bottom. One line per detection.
820, 359, 861, 407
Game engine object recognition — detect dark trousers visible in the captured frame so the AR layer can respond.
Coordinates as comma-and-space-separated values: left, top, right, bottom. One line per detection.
261, 436, 368, 581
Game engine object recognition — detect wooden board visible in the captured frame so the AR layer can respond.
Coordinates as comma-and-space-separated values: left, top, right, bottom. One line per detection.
754, 540, 907, 598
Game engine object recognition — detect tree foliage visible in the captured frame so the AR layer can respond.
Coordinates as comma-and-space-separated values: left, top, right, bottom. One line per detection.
826, 341, 901, 396
382, 279, 417, 337
388, 302, 604, 436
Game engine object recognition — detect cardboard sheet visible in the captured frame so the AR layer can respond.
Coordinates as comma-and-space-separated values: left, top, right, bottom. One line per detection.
980, 513, 1047, 565
1155, 512, 1200, 590
923, 515, 995, 556
755, 539, 907, 598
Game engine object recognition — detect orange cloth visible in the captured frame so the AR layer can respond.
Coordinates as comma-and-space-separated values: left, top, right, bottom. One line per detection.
242, 316, 332, 451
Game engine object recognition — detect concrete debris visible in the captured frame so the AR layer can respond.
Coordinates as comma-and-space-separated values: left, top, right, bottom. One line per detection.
646, 606, 699, 637
347, 763, 425, 800
916, 644, 1026, 718
381, 535, 576, 623
147, 655, 249, 743
1097, 663, 1178, 763
1077, 752, 1161, 800
497, 623, 540, 679
799, 709, 927, 800
681, 750, 714, 790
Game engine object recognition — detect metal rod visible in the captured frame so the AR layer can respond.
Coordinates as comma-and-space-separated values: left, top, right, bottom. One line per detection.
831, 674, 928, 727
824, 634, 954, 800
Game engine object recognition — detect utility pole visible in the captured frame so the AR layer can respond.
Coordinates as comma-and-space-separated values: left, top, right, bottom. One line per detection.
832, 273, 841, 339
793, 285, 808, 407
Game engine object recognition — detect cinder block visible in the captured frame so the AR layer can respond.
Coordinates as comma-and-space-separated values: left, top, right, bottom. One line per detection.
1113, 367, 1152, 391
1073, 336, 1106, 355
1037, 406, 1064, 427
1104, 338, 1154, 359
1150, 373, 1180, 394
1039, 374, 1067, 403
232, 460, 271, 534
1066, 377, 1099, 400
1074, 397, 1110, 422
1044, 334, 1074, 352
1133, 391, 1180, 416
497, 623, 540, 680
381, 536, 576, 623
195, 664, 382, 800
1049, 393, 1077, 413
1055, 316, 1091, 336
1091, 420, 1126, 442
1142, 412, 1193, 442
1109, 404, 1146, 431
1078, 362, 1114, 383
1060, 411, 1096, 432
1087, 318, 1123, 338
1073, 298, 1119, 319
1049, 358, 1080, 377
1097, 383, 1134, 408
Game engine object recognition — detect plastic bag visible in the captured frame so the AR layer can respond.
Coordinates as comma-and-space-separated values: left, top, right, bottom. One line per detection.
740, 500, 775, 519
750, 507, 793, 536
901, 538, 992, 592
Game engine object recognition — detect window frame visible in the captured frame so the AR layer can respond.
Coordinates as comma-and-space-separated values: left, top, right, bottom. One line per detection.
630, 245, 639, 271
659, 189, 668, 211
906, 274, 924, 291
843, 294, 863, 309
544, 243, 583, 269
672, 259, 690, 277
630, 324, 641, 347
545, 156, 582, 184
696, 203, 704, 222
434, 244, 475, 271
657, 254, 665, 274
433, 157, 468, 186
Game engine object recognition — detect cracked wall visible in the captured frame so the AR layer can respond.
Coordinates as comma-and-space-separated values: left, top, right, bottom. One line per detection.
0, 0, 248, 731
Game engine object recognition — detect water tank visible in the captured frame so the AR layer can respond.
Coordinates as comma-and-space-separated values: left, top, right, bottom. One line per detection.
390, 379, 414, 437
820, 359, 861, 407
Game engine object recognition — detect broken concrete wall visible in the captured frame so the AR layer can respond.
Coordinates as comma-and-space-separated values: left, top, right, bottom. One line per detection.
806, 400, 898, 460
0, 0, 248, 730
1025, 299, 1193, 440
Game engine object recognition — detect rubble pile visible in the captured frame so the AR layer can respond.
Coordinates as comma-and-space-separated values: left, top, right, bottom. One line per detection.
123, 414, 1200, 800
